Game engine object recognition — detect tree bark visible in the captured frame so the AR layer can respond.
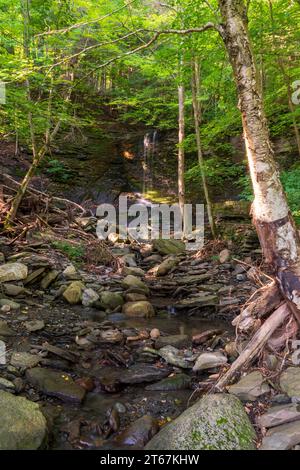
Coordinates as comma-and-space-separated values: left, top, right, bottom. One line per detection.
191, 58, 217, 239
217, 0, 300, 322
178, 84, 187, 236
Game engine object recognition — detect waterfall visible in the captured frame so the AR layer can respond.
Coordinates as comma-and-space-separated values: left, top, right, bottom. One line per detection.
142, 130, 158, 195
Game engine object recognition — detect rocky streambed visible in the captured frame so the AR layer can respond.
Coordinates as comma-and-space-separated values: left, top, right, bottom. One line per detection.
0, 235, 300, 450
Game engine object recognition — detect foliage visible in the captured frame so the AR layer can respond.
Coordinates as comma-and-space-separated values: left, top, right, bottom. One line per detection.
51, 240, 85, 264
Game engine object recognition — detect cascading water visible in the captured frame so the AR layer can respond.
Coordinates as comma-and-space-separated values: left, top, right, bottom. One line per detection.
142, 130, 158, 195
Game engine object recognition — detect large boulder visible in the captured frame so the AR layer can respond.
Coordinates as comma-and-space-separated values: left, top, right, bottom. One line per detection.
0, 391, 47, 449
145, 394, 256, 450
153, 239, 185, 255
122, 301, 155, 318
100, 291, 124, 310
122, 275, 149, 295
0, 263, 28, 283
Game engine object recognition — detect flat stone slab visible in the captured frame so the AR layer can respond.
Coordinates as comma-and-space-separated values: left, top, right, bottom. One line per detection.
228, 371, 270, 401
0, 391, 47, 449
26, 368, 86, 403
259, 404, 300, 428
119, 364, 171, 385
280, 367, 300, 398
260, 421, 300, 450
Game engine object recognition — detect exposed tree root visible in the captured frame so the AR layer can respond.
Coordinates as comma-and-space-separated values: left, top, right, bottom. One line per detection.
215, 302, 290, 390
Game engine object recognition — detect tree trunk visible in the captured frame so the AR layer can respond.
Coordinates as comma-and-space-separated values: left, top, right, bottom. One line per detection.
218, 0, 300, 322
178, 84, 186, 236
191, 58, 217, 239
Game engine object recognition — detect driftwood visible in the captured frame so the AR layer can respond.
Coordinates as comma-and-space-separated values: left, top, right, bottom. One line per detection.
215, 303, 290, 390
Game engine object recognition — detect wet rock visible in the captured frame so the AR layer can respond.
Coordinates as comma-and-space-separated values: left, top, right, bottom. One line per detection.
120, 364, 171, 384
26, 368, 86, 403
0, 321, 15, 337
0, 262, 28, 282
146, 373, 191, 391
0, 377, 15, 390
122, 301, 154, 318
100, 291, 124, 310
10, 352, 40, 369
219, 249, 231, 263
156, 257, 178, 276
122, 275, 149, 295
193, 351, 227, 372
82, 288, 99, 307
260, 421, 300, 450
63, 265, 78, 280
259, 404, 300, 429
280, 367, 300, 399
176, 293, 218, 309
62, 281, 84, 305
40, 270, 59, 289
0, 391, 47, 449
153, 239, 185, 255
155, 334, 190, 349
115, 415, 159, 447
2, 284, 25, 297
0, 299, 20, 310
158, 345, 191, 369
123, 266, 145, 277
145, 394, 256, 450
24, 320, 45, 332
125, 292, 147, 302
228, 371, 270, 401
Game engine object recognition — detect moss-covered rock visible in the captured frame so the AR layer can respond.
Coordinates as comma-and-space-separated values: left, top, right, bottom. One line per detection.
0, 391, 47, 449
145, 394, 256, 450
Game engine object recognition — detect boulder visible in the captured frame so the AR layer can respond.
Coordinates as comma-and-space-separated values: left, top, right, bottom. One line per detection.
145, 394, 256, 450
280, 367, 300, 399
122, 275, 149, 295
156, 257, 179, 276
193, 352, 227, 372
153, 239, 185, 255
82, 288, 99, 307
0, 263, 28, 283
0, 391, 47, 449
100, 291, 124, 310
122, 301, 154, 318
62, 281, 84, 305
228, 371, 270, 401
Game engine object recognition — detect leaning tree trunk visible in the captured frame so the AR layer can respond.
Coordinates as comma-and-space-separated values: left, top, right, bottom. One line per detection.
218, 0, 300, 323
